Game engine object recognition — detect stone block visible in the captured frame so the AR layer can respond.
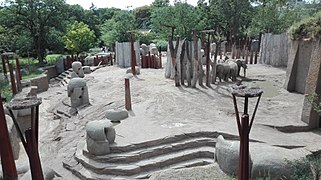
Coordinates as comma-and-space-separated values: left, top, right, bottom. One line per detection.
83, 66, 91, 74
71, 61, 84, 78
27, 86, 38, 97
67, 78, 89, 108
105, 109, 129, 121
86, 120, 116, 155
30, 74, 49, 93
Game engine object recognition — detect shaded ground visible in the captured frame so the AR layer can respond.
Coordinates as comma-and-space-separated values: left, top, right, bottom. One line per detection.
7, 60, 321, 179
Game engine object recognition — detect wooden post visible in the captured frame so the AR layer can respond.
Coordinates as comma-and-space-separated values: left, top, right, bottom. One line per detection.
125, 78, 132, 111
129, 31, 136, 75
110, 53, 113, 66
250, 50, 253, 64
169, 35, 181, 87
159, 50, 162, 68
0, 95, 18, 179
254, 51, 258, 64
245, 47, 249, 64
8, 63, 17, 95
191, 31, 198, 88
180, 41, 186, 86
148, 52, 151, 68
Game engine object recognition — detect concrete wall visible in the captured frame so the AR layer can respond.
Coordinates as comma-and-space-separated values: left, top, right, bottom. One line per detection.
260, 33, 289, 67
115, 41, 140, 68
284, 40, 321, 128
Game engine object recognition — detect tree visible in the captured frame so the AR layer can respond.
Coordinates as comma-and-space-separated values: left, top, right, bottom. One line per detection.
151, 1, 201, 39
133, 5, 152, 29
151, 0, 170, 7
2, 0, 67, 63
100, 10, 135, 46
247, 0, 317, 37
63, 21, 96, 56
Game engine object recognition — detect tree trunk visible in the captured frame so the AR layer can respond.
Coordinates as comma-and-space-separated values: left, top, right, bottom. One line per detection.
191, 31, 199, 88
180, 41, 186, 86
168, 35, 180, 87
186, 42, 192, 87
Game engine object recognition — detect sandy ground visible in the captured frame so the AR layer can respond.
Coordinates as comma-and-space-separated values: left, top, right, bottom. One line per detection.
5, 58, 321, 179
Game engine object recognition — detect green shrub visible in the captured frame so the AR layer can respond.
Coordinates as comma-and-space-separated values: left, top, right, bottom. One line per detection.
307, 93, 321, 115
288, 11, 321, 40
45, 54, 65, 65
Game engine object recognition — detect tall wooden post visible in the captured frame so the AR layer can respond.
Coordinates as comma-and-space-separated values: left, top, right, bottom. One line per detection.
125, 78, 132, 111
0, 95, 18, 179
129, 31, 136, 75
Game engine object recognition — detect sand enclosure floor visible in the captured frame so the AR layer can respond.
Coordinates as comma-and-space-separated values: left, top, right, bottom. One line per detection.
12, 61, 321, 178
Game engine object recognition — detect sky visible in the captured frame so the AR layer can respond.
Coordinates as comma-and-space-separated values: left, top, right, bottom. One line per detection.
65, 0, 199, 9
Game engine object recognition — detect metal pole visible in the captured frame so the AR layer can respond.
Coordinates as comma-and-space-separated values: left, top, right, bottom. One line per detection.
0, 94, 18, 179
125, 78, 132, 111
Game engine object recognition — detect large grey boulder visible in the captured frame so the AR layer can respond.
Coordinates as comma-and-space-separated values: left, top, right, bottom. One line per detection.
105, 109, 129, 122
250, 143, 310, 179
215, 135, 252, 176
86, 120, 116, 155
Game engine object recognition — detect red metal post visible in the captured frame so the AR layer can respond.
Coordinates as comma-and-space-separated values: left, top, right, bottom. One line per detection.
125, 78, 132, 111
0, 95, 18, 179
8, 63, 17, 95
129, 32, 136, 75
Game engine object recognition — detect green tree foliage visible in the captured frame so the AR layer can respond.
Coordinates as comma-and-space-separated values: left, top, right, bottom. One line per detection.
2, 0, 67, 63
133, 5, 152, 29
247, 0, 317, 37
198, 0, 253, 40
63, 21, 96, 56
151, 1, 201, 40
100, 10, 135, 46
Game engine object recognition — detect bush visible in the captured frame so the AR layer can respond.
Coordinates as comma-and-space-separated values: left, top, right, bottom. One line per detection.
45, 54, 65, 65
288, 11, 321, 40
307, 93, 321, 115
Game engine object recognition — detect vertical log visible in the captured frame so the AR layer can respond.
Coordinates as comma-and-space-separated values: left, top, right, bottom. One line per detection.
186, 42, 192, 87
191, 31, 199, 88
125, 78, 132, 111
180, 41, 186, 86
250, 51, 253, 64
245, 47, 249, 64
129, 32, 136, 75
169, 35, 181, 87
